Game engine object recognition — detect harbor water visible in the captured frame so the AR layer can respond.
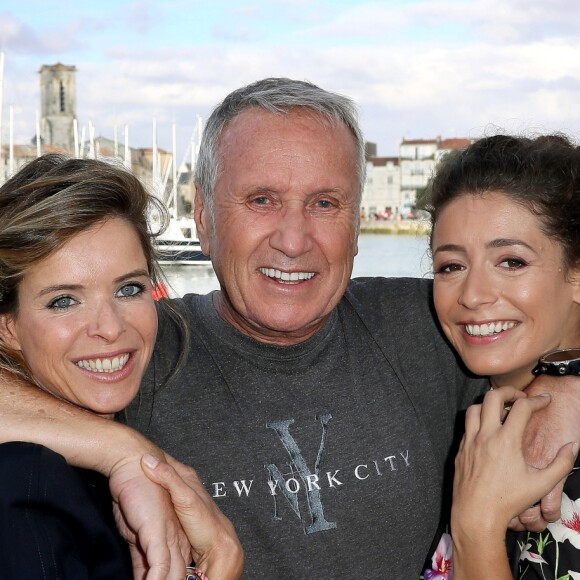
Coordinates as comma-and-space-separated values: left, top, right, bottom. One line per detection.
161, 233, 432, 297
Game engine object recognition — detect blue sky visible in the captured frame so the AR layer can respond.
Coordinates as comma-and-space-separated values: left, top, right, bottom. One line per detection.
1, 0, 580, 155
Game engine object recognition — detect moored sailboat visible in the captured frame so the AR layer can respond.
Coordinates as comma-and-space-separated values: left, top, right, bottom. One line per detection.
154, 216, 211, 266
150, 120, 211, 266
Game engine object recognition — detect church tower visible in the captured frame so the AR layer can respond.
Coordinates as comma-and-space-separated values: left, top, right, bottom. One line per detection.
39, 63, 77, 152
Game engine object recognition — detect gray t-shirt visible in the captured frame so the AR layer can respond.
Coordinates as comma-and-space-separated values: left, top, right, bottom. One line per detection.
124, 277, 486, 578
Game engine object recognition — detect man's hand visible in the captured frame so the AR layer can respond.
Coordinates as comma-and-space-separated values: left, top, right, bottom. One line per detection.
509, 374, 580, 531
141, 455, 244, 580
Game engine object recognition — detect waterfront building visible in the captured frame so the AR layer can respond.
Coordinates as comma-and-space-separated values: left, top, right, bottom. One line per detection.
399, 137, 439, 214
399, 136, 476, 214
361, 136, 476, 219
435, 137, 476, 163
362, 156, 401, 219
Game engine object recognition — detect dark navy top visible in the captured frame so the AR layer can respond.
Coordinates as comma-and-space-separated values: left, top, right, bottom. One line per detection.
0, 441, 132, 579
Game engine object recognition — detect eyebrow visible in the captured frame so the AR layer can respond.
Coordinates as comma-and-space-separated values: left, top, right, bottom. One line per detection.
245, 186, 346, 196
114, 269, 151, 283
433, 238, 537, 255
36, 269, 150, 298
486, 238, 536, 252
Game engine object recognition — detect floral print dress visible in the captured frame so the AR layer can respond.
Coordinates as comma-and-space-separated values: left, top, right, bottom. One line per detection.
514, 464, 580, 580
422, 532, 453, 580
421, 464, 580, 580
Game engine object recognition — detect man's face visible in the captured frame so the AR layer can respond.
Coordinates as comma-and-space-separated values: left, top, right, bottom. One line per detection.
195, 107, 360, 345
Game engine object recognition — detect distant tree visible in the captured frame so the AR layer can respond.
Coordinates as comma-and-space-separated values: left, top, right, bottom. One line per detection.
414, 186, 430, 210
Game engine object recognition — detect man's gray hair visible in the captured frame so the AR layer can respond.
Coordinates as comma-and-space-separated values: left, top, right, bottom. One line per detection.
195, 77, 366, 217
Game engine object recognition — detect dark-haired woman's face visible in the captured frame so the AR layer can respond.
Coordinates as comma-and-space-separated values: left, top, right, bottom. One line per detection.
0, 218, 157, 416
431, 191, 580, 389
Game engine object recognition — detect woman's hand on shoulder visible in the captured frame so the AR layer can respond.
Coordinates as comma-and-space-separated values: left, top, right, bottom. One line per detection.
451, 387, 578, 579
452, 386, 578, 539
109, 448, 192, 580
142, 454, 244, 580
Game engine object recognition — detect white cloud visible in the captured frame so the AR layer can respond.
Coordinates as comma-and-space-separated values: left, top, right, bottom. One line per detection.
2, 0, 580, 155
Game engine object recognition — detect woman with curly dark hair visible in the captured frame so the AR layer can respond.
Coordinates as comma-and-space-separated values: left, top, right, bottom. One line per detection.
425, 134, 580, 579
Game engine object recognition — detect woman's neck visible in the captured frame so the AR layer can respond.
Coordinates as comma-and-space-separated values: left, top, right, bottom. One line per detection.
489, 373, 533, 391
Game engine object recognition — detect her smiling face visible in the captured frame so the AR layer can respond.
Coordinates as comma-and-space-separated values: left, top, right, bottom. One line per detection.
0, 218, 157, 417
431, 191, 580, 389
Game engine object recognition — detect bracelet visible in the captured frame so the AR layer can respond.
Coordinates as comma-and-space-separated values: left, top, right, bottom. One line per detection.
532, 347, 580, 376
186, 567, 209, 580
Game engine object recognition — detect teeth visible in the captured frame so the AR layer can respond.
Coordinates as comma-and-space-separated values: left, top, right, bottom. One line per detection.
76, 353, 130, 373
465, 322, 516, 337
259, 268, 315, 282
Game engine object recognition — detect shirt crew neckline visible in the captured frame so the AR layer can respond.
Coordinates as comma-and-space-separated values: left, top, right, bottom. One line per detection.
196, 291, 339, 362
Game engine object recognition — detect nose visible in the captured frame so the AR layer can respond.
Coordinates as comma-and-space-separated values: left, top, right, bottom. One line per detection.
458, 266, 498, 310
268, 205, 312, 258
87, 300, 126, 342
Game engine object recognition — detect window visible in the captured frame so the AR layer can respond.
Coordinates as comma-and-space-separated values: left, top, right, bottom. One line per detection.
59, 81, 66, 112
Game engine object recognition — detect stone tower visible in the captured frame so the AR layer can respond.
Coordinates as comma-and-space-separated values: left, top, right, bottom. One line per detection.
39, 63, 77, 152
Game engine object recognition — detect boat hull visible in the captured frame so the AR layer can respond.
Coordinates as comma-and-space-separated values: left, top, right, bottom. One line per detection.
155, 239, 212, 266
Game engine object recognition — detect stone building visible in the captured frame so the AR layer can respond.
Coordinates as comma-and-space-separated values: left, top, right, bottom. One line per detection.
39, 63, 77, 152
361, 137, 476, 218
362, 156, 401, 219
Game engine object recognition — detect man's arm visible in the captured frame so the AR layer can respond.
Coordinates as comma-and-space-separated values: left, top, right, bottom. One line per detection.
0, 373, 159, 472
0, 373, 194, 579
0, 374, 242, 579
513, 373, 580, 528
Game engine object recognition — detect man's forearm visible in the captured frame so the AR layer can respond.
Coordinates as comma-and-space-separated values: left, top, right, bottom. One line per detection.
523, 374, 580, 467
0, 373, 162, 475
517, 374, 580, 526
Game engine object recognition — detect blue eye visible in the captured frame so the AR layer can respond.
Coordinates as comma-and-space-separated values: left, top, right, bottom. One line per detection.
251, 196, 270, 205
316, 199, 333, 209
48, 296, 77, 310
116, 282, 145, 298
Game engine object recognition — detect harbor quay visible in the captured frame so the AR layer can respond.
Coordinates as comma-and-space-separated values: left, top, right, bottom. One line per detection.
360, 217, 431, 236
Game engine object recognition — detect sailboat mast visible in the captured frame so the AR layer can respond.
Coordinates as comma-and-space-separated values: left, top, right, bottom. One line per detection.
8, 105, 13, 178
35, 110, 41, 157
152, 116, 158, 197
0, 52, 4, 183
172, 122, 177, 219
124, 124, 130, 169
73, 118, 79, 157
88, 120, 96, 159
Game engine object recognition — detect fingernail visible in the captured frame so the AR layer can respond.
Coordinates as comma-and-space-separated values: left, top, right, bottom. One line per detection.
537, 392, 551, 398
142, 454, 160, 469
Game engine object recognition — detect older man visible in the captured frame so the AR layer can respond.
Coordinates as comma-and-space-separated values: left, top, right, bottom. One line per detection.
0, 78, 572, 578
119, 78, 488, 577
